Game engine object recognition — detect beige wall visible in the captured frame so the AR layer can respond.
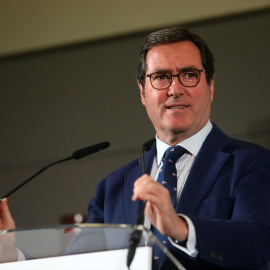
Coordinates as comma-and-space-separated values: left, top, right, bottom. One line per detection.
1, 0, 270, 57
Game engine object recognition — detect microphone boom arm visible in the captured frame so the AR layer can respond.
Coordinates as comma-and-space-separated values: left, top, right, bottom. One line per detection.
0, 156, 73, 202
0, 141, 110, 202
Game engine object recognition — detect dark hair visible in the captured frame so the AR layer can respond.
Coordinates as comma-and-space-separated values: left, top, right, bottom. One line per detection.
136, 27, 215, 87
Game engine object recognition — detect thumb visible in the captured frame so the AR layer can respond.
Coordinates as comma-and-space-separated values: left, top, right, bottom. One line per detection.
0, 198, 15, 229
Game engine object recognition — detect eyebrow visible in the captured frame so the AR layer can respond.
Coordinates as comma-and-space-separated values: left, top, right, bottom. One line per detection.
151, 65, 201, 74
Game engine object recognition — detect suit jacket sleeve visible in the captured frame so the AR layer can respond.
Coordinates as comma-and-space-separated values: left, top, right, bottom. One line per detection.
189, 152, 270, 269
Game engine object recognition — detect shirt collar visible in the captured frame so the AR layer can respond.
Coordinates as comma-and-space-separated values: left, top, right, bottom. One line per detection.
156, 120, 213, 166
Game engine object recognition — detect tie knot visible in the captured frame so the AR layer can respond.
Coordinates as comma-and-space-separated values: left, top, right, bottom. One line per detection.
164, 145, 186, 163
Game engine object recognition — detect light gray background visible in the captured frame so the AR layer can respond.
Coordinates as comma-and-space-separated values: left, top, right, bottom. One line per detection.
0, 10, 270, 227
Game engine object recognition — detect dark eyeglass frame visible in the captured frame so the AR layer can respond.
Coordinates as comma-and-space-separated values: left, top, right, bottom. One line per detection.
144, 69, 204, 90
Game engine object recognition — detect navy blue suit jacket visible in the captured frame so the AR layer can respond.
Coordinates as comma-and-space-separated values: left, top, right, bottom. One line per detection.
87, 124, 270, 270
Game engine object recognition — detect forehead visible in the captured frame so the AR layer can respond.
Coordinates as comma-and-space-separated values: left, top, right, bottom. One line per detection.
146, 41, 202, 72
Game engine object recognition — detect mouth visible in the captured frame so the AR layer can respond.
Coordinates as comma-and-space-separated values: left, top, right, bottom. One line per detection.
166, 105, 188, 110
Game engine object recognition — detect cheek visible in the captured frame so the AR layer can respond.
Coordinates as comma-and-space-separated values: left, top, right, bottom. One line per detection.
144, 92, 165, 119
145, 89, 164, 105
190, 90, 212, 114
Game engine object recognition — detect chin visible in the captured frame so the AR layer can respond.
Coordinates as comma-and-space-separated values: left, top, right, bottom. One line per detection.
168, 122, 189, 132
169, 127, 189, 136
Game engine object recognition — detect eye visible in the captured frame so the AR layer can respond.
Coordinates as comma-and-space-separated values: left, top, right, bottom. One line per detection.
182, 72, 198, 80
152, 73, 171, 81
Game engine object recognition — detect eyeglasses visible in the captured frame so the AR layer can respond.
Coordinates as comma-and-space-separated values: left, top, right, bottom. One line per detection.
145, 69, 204, 90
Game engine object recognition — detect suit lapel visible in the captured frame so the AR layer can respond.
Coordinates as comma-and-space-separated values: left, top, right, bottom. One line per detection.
124, 146, 156, 224
176, 125, 231, 214
123, 125, 231, 221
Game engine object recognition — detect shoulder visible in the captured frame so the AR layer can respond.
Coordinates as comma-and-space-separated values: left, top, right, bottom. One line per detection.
98, 145, 156, 187
106, 157, 141, 180
105, 145, 156, 178
209, 123, 270, 154
207, 123, 270, 167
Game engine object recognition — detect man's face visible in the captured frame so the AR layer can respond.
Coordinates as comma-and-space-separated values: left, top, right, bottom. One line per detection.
138, 41, 214, 145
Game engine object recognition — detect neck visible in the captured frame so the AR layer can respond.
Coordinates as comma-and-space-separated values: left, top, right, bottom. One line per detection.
157, 120, 211, 146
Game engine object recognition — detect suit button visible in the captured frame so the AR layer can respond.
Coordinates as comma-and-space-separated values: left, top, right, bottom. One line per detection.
209, 251, 223, 262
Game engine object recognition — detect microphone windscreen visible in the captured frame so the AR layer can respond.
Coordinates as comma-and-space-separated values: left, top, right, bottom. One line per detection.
72, 141, 110, 160
142, 138, 156, 152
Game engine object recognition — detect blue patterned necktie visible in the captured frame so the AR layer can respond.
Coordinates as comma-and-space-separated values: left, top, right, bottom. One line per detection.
157, 145, 186, 207
152, 145, 186, 264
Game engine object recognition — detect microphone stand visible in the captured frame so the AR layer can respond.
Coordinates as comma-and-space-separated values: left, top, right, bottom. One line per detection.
126, 139, 155, 269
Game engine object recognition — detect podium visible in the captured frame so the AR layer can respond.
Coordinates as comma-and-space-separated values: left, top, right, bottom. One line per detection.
0, 224, 186, 270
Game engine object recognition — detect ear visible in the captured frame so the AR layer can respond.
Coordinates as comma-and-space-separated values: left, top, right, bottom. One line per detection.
137, 80, 146, 106
209, 76, 215, 102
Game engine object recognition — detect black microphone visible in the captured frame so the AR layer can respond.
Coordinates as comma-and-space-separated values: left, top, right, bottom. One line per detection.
0, 141, 110, 202
127, 138, 155, 269
142, 138, 156, 152
72, 141, 110, 160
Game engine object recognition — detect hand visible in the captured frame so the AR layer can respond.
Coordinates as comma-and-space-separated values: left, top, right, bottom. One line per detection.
0, 198, 18, 262
132, 174, 188, 242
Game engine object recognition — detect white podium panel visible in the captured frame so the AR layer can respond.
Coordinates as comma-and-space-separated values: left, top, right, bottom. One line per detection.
0, 247, 152, 270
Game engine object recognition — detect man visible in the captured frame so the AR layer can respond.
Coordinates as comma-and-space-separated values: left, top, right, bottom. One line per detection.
87, 27, 270, 270
1, 27, 270, 269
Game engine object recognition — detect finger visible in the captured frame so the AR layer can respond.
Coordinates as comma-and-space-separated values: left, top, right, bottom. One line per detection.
0, 199, 15, 229
133, 177, 169, 196
134, 174, 154, 188
132, 175, 156, 200
132, 179, 162, 201
144, 201, 156, 218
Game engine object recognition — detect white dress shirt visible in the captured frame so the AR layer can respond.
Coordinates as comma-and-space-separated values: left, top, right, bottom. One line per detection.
145, 120, 213, 257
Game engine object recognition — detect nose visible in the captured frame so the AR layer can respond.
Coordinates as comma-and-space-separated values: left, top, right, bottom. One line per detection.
167, 75, 184, 97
